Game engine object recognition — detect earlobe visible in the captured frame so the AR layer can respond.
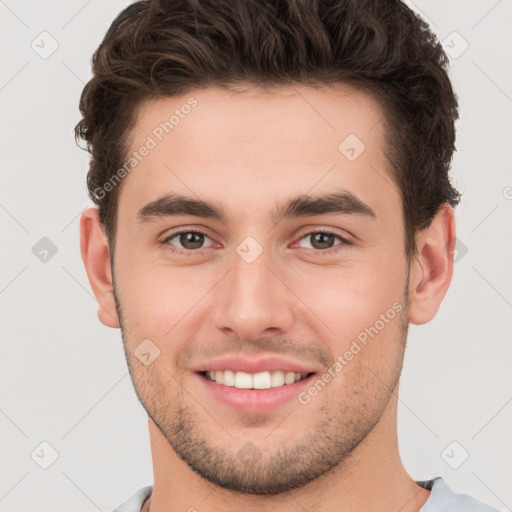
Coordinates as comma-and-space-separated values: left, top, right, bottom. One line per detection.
408, 205, 456, 325
79, 208, 120, 328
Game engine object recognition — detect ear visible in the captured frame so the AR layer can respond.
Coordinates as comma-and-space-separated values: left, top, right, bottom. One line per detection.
79, 208, 120, 328
408, 204, 456, 325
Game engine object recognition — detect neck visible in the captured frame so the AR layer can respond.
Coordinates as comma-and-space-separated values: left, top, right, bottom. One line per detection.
144, 394, 430, 512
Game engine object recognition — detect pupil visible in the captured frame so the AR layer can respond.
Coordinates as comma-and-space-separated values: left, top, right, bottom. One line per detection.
181, 232, 204, 249
311, 233, 334, 250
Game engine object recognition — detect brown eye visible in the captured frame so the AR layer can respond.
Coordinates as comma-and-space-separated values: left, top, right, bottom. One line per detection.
164, 230, 214, 252
300, 231, 351, 254
310, 232, 337, 250
178, 232, 205, 249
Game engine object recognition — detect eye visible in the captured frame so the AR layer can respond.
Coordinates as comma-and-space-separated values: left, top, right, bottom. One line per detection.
161, 228, 352, 256
296, 230, 351, 253
163, 229, 215, 253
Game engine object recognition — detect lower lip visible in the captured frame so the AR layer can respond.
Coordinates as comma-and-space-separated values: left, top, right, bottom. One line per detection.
196, 373, 316, 414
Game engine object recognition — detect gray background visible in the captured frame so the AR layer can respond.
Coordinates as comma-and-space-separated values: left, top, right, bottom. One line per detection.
1, 0, 511, 510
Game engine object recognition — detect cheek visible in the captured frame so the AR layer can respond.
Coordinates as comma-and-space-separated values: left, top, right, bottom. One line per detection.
287, 252, 407, 376
293, 259, 405, 332
114, 259, 218, 343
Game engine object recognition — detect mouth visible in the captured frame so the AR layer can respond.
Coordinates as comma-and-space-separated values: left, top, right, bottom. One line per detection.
200, 369, 314, 389
195, 370, 317, 414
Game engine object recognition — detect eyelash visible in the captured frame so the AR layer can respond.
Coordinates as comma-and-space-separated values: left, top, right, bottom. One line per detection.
161, 228, 352, 256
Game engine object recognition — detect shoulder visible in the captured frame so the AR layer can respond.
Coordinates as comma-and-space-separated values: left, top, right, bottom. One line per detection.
112, 485, 153, 512
418, 477, 502, 512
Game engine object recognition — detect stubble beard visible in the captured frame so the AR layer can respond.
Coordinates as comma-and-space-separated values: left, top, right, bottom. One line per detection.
112, 269, 410, 495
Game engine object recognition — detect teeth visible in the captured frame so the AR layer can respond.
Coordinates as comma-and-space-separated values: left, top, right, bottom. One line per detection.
284, 371, 296, 385
253, 371, 271, 389
271, 371, 285, 387
234, 371, 253, 389
223, 370, 235, 386
205, 370, 308, 389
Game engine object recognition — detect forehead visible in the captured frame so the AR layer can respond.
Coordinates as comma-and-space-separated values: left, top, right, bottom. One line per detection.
118, 83, 397, 221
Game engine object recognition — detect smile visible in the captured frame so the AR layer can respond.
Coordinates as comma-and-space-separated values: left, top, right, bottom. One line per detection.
203, 370, 311, 389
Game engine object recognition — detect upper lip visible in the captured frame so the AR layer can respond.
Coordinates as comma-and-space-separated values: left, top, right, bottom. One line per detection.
191, 355, 320, 374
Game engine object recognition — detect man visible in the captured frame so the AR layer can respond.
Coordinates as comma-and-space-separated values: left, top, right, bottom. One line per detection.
76, 0, 500, 510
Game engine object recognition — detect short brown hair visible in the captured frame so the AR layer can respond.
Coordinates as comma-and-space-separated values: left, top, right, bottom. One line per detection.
75, 0, 460, 259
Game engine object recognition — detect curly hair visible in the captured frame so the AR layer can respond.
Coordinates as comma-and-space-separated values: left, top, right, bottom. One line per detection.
75, 0, 460, 260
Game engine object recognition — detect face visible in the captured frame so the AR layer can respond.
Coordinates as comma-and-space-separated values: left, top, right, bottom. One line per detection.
110, 84, 411, 494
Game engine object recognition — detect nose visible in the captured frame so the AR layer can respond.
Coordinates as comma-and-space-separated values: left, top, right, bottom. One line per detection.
211, 248, 295, 341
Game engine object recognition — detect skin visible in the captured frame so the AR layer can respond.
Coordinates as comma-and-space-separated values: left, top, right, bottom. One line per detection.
80, 84, 455, 512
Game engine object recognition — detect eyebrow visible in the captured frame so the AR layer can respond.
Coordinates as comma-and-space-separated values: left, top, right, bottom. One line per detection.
136, 190, 377, 225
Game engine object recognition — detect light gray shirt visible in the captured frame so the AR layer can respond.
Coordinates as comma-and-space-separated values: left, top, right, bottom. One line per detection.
112, 476, 502, 511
